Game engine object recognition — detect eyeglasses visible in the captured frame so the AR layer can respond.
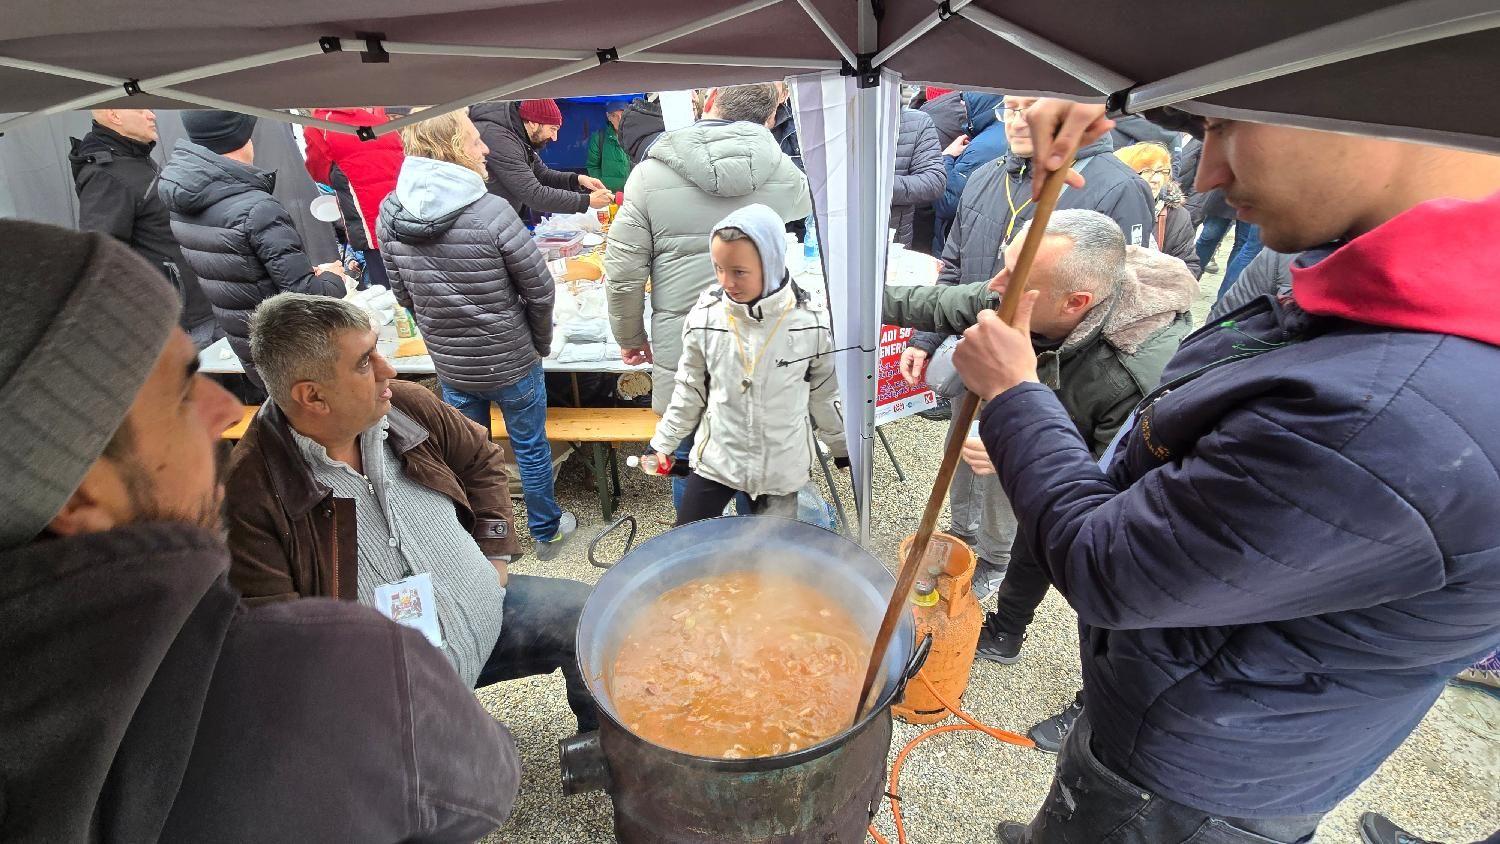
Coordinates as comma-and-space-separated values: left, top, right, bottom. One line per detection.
1140, 168, 1171, 179
995, 105, 1031, 124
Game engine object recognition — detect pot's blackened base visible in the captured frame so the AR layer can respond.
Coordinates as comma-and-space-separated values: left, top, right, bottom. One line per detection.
603, 709, 893, 843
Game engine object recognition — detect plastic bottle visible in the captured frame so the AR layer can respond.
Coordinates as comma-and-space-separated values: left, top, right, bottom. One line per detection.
626, 454, 689, 477
803, 215, 819, 261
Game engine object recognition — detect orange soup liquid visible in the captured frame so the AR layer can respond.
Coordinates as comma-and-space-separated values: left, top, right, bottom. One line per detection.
607, 571, 871, 759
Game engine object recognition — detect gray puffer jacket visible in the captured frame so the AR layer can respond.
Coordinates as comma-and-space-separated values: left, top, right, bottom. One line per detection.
604, 120, 811, 413
378, 157, 556, 394
891, 109, 946, 248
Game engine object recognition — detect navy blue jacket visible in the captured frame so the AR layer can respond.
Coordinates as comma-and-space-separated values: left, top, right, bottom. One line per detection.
931, 93, 1008, 251
979, 221, 1500, 816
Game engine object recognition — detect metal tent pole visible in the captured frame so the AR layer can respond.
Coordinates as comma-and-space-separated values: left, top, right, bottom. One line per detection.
376, 0, 786, 138
0, 44, 352, 137
793, 0, 858, 68
956, 6, 1131, 94
1127, 0, 1500, 113
869, 0, 974, 69
381, 42, 594, 61
624, 52, 843, 70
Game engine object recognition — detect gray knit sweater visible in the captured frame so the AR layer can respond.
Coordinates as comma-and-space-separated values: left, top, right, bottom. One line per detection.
293, 417, 505, 686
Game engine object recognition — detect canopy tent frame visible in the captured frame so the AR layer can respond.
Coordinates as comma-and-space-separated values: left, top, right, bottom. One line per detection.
5, 0, 1499, 143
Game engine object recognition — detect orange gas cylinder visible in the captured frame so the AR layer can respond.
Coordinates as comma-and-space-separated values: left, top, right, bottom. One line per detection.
893, 532, 983, 725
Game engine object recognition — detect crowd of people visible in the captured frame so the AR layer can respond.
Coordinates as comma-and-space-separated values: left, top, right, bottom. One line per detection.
0, 71, 1496, 844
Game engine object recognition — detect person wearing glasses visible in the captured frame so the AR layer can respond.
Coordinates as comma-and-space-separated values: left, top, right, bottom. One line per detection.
1115, 141, 1201, 275
900, 94, 1156, 609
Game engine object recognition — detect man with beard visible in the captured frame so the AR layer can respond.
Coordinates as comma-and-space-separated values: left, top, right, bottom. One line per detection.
0, 221, 519, 842
469, 98, 612, 221
957, 101, 1500, 843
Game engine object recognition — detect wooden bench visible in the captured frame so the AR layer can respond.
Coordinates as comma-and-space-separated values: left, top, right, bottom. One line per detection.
223, 404, 656, 519
491, 406, 658, 520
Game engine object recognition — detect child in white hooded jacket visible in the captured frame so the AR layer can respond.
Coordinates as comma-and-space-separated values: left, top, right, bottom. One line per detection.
649, 204, 848, 525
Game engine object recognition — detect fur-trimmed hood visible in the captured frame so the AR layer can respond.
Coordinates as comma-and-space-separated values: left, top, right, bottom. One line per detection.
1063, 245, 1198, 356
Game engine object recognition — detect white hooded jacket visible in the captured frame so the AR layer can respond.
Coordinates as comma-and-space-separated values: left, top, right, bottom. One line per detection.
649, 205, 845, 498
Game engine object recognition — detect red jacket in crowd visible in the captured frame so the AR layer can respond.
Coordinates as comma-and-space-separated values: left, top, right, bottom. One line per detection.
302, 107, 404, 249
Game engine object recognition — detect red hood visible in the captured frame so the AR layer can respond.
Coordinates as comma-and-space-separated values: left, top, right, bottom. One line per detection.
1292, 190, 1500, 346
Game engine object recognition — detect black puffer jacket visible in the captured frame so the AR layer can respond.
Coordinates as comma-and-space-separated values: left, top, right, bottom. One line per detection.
891, 109, 946, 248
919, 90, 968, 150
158, 140, 344, 384
468, 102, 588, 220
618, 97, 666, 165
378, 157, 556, 394
70, 125, 215, 334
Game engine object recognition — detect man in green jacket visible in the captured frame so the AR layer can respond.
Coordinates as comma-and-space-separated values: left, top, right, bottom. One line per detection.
588, 101, 633, 194
884, 209, 1197, 750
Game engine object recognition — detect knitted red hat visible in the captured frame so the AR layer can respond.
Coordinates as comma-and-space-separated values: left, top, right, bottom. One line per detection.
924, 86, 954, 102
517, 99, 563, 126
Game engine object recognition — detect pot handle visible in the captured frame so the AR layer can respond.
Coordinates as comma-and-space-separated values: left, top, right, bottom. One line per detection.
588, 514, 638, 569
902, 632, 933, 687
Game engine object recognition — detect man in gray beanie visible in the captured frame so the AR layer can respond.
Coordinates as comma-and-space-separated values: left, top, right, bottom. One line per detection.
0, 220, 519, 841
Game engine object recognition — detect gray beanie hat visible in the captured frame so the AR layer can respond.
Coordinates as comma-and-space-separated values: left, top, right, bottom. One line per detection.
0, 220, 182, 548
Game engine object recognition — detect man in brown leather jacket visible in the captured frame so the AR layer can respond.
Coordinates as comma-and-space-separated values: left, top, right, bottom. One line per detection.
225, 293, 597, 732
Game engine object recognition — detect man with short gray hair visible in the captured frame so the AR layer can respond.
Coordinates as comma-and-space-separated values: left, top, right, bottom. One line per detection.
226, 293, 598, 734
883, 209, 1197, 749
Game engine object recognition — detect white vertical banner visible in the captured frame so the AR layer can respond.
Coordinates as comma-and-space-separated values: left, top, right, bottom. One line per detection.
791, 69, 901, 545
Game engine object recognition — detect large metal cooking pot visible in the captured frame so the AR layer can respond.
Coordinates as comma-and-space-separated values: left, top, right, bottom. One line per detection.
563, 515, 927, 843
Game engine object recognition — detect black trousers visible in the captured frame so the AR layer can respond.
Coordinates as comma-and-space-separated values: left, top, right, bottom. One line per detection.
1021, 714, 1324, 844
674, 472, 799, 526
989, 538, 1052, 637
475, 573, 598, 732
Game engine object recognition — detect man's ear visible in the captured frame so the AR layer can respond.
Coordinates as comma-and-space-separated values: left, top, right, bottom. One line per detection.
1065, 292, 1095, 314
46, 461, 130, 537
289, 381, 327, 416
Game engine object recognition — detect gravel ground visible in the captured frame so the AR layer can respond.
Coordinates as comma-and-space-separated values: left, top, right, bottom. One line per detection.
476, 251, 1498, 843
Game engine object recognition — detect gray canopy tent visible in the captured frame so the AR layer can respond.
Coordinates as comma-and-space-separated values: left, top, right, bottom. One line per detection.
3, 0, 1497, 543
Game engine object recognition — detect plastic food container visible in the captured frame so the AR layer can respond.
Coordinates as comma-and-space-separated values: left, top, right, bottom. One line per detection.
536, 230, 586, 261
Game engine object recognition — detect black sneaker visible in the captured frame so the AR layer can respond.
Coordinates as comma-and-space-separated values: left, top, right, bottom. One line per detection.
975, 623, 1024, 665
1029, 697, 1084, 754
971, 558, 1006, 603
995, 821, 1029, 844
1359, 813, 1446, 844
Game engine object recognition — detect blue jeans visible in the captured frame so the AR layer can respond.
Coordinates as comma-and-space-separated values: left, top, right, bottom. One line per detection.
670, 431, 750, 516
1217, 224, 1263, 301
441, 363, 563, 542
1194, 216, 1250, 277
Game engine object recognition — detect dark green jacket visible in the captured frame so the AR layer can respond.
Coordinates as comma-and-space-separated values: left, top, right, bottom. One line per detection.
587, 125, 632, 193
884, 273, 1191, 454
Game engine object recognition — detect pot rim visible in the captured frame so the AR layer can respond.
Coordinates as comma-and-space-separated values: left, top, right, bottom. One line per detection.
576, 516, 917, 767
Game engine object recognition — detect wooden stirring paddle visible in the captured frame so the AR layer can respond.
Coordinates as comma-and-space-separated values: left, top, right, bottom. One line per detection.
855, 155, 1077, 719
